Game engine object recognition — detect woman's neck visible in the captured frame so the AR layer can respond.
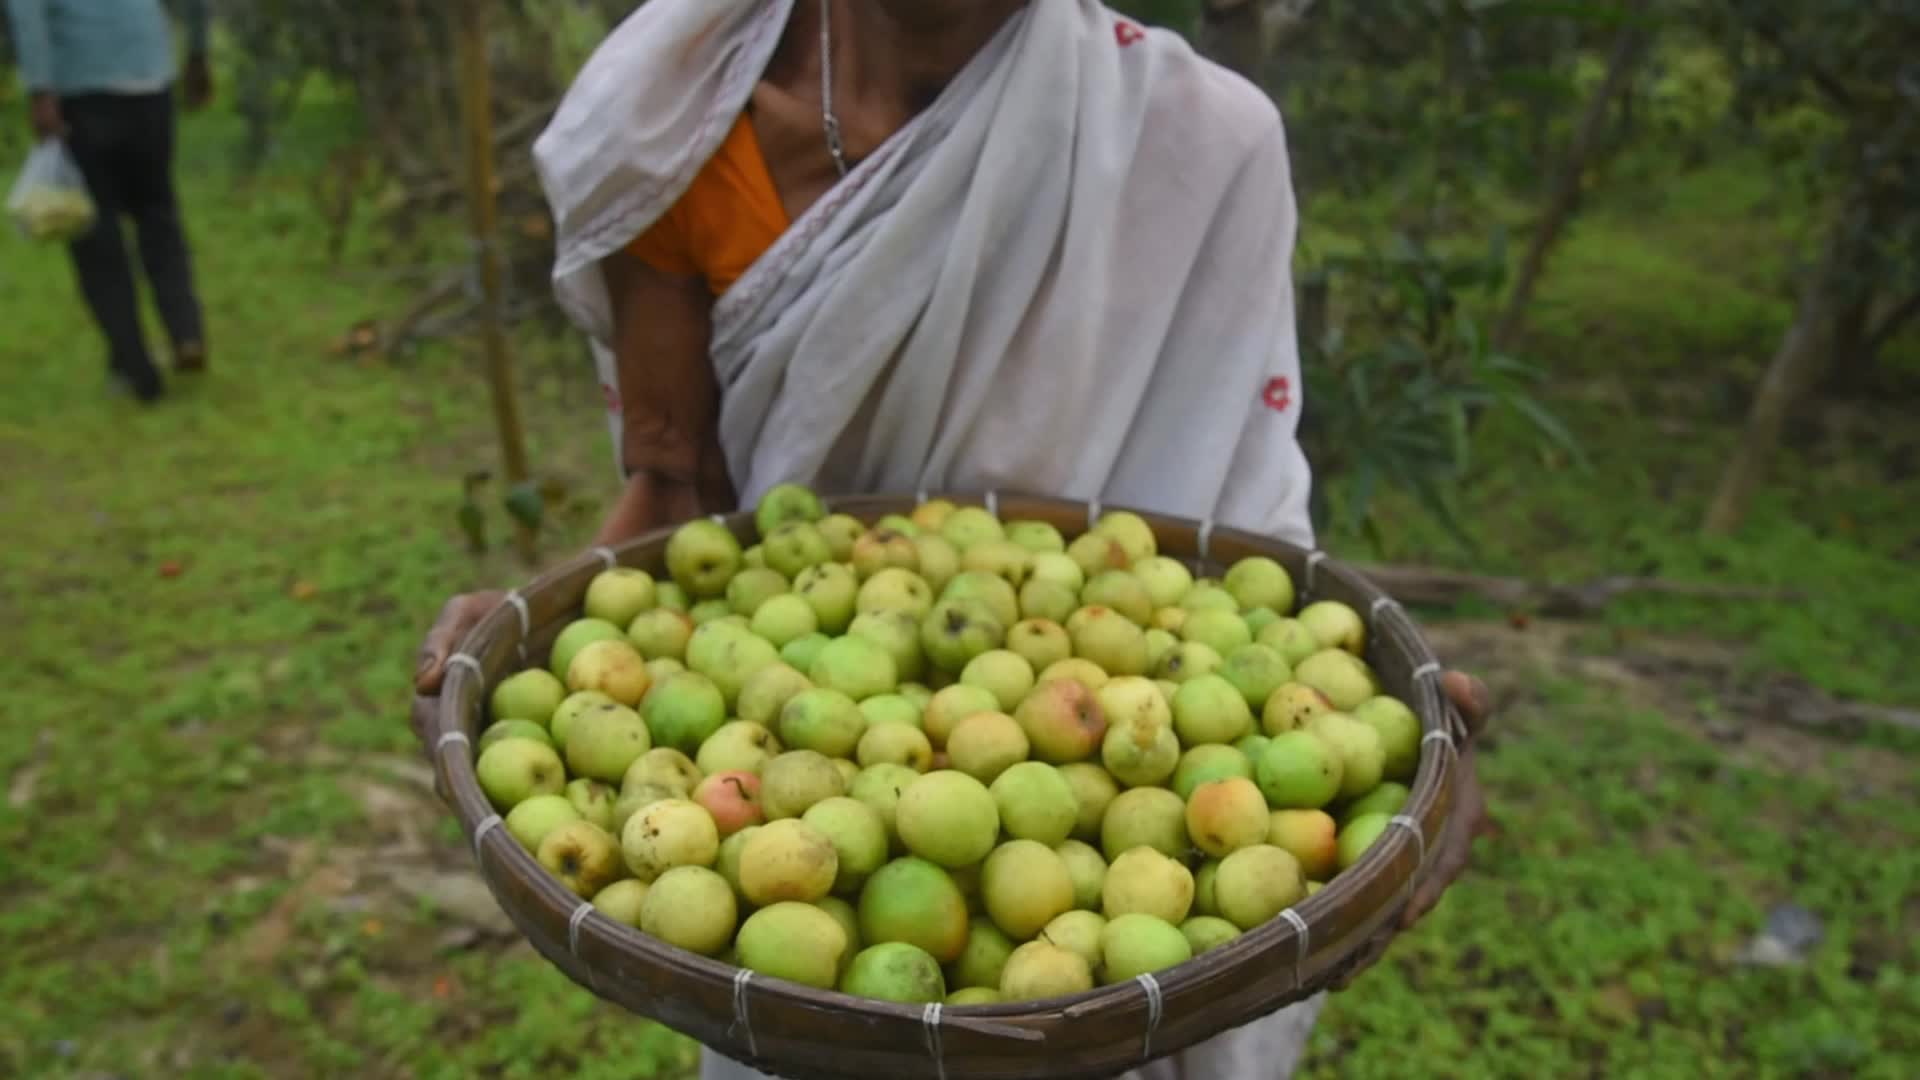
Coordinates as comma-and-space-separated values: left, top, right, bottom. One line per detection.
836, 0, 1028, 110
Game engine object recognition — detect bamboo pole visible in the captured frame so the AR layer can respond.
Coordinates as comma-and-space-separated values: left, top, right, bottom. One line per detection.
454, 0, 537, 564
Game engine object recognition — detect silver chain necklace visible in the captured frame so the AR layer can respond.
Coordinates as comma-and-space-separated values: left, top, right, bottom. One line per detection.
820, 0, 850, 177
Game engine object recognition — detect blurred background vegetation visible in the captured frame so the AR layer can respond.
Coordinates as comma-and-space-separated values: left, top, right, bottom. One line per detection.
1, 1, 1915, 1077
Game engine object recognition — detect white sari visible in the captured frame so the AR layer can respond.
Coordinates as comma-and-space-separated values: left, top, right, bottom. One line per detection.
535, 1, 1324, 1075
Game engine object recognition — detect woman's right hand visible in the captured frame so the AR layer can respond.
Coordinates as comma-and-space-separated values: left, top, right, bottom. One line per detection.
409, 590, 507, 751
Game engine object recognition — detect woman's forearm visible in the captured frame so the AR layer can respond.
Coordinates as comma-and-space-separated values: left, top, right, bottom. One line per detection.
593, 469, 707, 546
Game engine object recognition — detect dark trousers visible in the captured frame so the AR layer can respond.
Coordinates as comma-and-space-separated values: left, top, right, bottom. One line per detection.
59, 89, 204, 394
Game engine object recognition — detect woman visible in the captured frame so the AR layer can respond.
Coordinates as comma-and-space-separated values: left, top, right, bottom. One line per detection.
412, 2, 1492, 1077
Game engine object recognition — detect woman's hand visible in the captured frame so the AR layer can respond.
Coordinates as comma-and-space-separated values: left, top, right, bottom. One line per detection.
1328, 668, 1496, 990
408, 590, 507, 752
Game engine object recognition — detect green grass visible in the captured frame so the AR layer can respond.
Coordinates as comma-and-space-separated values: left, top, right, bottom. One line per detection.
0, 88, 1914, 1079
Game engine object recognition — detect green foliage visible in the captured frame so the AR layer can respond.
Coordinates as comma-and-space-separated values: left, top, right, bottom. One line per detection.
1300, 233, 1583, 551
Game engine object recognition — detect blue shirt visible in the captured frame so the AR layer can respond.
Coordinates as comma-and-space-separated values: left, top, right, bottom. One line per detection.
6, 0, 209, 95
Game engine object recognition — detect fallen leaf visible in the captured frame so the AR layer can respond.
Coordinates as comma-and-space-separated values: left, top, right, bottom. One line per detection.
432, 974, 456, 999
7, 763, 43, 809
159, 560, 184, 579
290, 581, 318, 600
362, 918, 384, 937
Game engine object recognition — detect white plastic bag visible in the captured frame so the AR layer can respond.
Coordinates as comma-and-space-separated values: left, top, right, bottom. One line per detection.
7, 139, 98, 243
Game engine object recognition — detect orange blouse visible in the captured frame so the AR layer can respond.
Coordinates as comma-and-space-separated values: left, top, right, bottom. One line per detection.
628, 112, 789, 296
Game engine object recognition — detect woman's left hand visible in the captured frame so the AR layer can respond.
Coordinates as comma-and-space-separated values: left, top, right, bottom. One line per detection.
1328, 668, 1496, 988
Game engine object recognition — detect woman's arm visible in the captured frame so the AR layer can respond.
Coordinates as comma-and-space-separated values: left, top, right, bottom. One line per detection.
593, 250, 734, 545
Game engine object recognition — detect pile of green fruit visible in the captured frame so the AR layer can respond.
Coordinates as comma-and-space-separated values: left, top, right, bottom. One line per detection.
10, 186, 96, 243
470, 486, 1423, 1007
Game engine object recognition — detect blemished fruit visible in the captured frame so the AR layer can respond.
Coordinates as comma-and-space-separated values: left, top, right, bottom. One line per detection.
1295, 649, 1379, 712
565, 704, 653, 782
841, 942, 947, 1003
538, 820, 624, 898
477, 482, 1437, 1010
739, 818, 839, 904
761, 750, 847, 820
1263, 682, 1336, 735
621, 798, 720, 883
666, 519, 744, 598
566, 778, 618, 831
1039, 909, 1107, 971
566, 639, 652, 707
1184, 777, 1272, 858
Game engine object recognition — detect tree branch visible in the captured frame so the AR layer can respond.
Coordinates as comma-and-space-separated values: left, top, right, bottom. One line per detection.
1862, 287, 1920, 355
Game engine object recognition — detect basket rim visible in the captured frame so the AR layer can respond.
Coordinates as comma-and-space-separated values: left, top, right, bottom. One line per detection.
429, 490, 1463, 1072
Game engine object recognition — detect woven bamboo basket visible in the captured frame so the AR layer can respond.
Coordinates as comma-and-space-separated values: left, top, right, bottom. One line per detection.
427, 492, 1466, 1080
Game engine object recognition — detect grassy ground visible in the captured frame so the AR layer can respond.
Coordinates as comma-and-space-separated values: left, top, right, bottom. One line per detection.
0, 92, 1914, 1079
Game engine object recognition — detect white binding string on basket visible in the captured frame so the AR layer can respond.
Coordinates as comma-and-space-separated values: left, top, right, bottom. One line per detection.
567, 901, 593, 957
471, 814, 502, 860
1389, 814, 1427, 866
435, 730, 470, 755
1280, 907, 1311, 985
915, 489, 929, 507
1196, 518, 1215, 563
1411, 660, 1442, 682
504, 591, 531, 661
1304, 550, 1328, 595
1369, 595, 1402, 627
1422, 727, 1457, 756
1134, 973, 1165, 1060
922, 1002, 946, 1080
445, 652, 483, 681
984, 489, 999, 518
728, 968, 758, 1058
590, 546, 617, 570
710, 513, 727, 525
1086, 498, 1102, 530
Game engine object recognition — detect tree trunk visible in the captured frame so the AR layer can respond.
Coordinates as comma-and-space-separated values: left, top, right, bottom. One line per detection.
455, 0, 538, 564
1491, 4, 1653, 352
1701, 212, 1857, 535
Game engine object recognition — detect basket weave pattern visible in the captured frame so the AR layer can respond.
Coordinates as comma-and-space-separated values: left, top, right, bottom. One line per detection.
429, 493, 1464, 1080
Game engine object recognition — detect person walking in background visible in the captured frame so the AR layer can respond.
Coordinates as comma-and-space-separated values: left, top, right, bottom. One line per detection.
6, 0, 213, 402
